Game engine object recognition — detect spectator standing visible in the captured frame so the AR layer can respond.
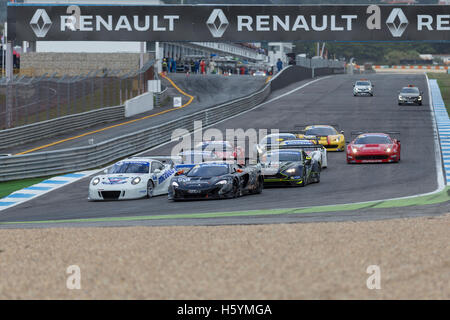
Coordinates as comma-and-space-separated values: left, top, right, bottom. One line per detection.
162, 58, 168, 74
200, 59, 206, 75
277, 58, 283, 72
172, 59, 177, 73
194, 60, 200, 74
209, 60, 216, 74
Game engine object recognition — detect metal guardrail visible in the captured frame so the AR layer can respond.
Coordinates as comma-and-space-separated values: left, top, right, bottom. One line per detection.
0, 65, 341, 181
0, 105, 125, 149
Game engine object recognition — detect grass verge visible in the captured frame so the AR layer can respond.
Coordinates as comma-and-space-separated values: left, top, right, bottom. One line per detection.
0, 176, 53, 199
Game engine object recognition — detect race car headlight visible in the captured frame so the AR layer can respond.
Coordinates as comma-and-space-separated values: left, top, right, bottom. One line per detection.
131, 177, 141, 185
285, 168, 297, 174
398, 95, 404, 100
386, 147, 392, 153
352, 148, 358, 154
215, 180, 228, 185
92, 177, 100, 186
172, 181, 179, 187
418, 96, 422, 100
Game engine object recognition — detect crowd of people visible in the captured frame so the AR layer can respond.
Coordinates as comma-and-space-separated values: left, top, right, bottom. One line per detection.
161, 56, 277, 76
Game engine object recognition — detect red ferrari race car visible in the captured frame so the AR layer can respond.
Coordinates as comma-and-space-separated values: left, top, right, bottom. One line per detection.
346, 132, 401, 164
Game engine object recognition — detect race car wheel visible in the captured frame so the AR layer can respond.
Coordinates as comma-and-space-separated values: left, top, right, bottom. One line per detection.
146, 181, 155, 198
315, 172, 321, 183
232, 179, 240, 198
301, 173, 307, 187
254, 176, 264, 194
418, 102, 422, 106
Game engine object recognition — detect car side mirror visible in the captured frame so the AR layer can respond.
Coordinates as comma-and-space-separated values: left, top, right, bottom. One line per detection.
340, 130, 345, 134
103, 169, 108, 174
372, 85, 375, 87
352, 84, 355, 87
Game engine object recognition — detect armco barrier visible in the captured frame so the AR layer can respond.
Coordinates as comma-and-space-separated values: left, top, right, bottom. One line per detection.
0, 105, 125, 150
0, 66, 341, 181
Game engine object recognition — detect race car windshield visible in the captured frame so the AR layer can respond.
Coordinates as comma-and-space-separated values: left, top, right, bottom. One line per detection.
186, 165, 229, 177
356, 81, 371, 86
108, 162, 149, 174
355, 136, 392, 144
401, 88, 419, 94
305, 127, 336, 136
263, 151, 302, 162
260, 134, 295, 145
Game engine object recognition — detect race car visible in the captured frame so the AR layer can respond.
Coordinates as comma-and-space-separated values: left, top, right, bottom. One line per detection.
296, 125, 346, 152
278, 139, 328, 168
398, 85, 423, 105
195, 140, 245, 162
88, 157, 177, 200
168, 162, 263, 200
353, 79, 374, 96
260, 149, 321, 186
346, 132, 401, 164
256, 132, 298, 155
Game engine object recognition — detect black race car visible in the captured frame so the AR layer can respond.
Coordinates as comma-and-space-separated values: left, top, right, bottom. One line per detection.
398, 85, 423, 105
168, 162, 263, 200
260, 149, 321, 186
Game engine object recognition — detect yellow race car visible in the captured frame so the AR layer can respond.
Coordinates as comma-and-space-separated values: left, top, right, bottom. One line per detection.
296, 125, 346, 152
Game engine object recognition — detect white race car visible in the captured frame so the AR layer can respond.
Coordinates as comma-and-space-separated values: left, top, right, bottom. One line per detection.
256, 133, 297, 155
88, 157, 177, 200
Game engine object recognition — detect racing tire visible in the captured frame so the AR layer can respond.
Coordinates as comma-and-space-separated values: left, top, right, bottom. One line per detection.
146, 181, 155, 199
398, 102, 402, 106
232, 179, 240, 198
315, 173, 321, 183
254, 176, 264, 194
418, 102, 422, 106
300, 173, 307, 187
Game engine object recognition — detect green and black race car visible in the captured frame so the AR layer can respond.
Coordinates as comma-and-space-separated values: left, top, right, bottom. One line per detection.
260, 148, 321, 187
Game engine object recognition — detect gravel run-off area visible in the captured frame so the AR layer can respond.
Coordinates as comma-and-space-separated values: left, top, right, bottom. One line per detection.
0, 214, 449, 299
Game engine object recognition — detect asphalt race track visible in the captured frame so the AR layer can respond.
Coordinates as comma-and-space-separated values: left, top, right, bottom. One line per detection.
1, 73, 448, 227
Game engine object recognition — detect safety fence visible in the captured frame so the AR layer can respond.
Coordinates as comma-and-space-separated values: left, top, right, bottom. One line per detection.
0, 60, 155, 130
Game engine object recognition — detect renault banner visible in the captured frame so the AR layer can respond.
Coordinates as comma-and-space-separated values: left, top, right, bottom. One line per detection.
7, 3, 450, 42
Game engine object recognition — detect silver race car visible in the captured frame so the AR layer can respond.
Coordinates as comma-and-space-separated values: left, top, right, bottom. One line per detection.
353, 79, 374, 96
88, 157, 177, 200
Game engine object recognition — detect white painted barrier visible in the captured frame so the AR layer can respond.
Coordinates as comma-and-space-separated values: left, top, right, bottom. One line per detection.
125, 91, 154, 117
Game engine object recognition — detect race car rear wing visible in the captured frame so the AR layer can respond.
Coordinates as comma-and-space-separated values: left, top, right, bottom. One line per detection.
350, 131, 400, 137
264, 143, 324, 151
294, 124, 342, 132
